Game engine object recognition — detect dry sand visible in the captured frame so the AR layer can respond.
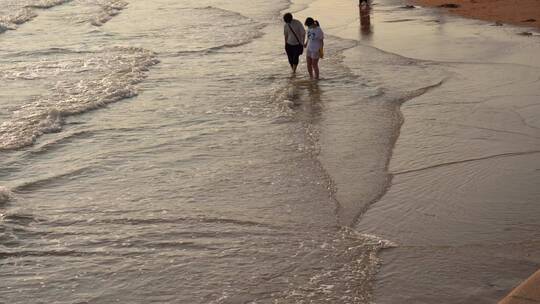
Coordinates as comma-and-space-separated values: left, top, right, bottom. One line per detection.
499, 269, 540, 304
412, 0, 540, 28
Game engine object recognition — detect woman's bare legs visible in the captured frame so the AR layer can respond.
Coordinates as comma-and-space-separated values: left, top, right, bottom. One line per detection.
312, 58, 320, 79
306, 56, 320, 80
306, 56, 313, 79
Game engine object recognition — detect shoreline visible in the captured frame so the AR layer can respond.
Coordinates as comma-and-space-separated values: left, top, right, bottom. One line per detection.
499, 269, 540, 304
410, 0, 540, 29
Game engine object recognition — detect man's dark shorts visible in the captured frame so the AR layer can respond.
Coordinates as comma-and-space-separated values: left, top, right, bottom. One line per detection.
285, 43, 303, 66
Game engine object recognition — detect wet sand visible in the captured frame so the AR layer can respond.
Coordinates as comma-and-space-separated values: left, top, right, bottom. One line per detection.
411, 0, 540, 29
297, 0, 540, 302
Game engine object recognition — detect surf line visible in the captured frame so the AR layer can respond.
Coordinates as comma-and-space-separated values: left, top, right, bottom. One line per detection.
394, 149, 540, 177
340, 81, 445, 228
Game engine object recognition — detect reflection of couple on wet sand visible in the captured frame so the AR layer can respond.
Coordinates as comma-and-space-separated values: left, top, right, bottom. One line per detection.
284, 79, 322, 119
283, 13, 324, 80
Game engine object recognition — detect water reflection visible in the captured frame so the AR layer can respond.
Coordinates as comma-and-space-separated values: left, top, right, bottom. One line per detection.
304, 80, 323, 124
288, 79, 324, 124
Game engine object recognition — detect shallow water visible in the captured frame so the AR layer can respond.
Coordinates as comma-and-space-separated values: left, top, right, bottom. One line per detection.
0, 0, 399, 303
1, 0, 539, 303
305, 0, 540, 302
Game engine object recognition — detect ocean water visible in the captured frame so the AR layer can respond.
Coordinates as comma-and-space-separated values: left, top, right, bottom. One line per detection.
0, 0, 402, 303
1, 0, 539, 303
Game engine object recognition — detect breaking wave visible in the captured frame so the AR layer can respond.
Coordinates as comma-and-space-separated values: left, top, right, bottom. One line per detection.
269, 229, 396, 304
25, 0, 71, 9
0, 8, 38, 33
0, 0, 71, 34
0, 47, 159, 150
0, 0, 129, 34
88, 0, 128, 26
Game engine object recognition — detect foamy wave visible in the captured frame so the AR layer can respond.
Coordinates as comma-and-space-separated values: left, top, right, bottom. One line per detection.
0, 9, 38, 33
355, 232, 398, 249
90, 0, 128, 26
0, 47, 159, 150
1, 51, 113, 80
0, 0, 70, 34
0, 0, 124, 34
5, 8, 38, 25
272, 229, 396, 303
25, 0, 71, 9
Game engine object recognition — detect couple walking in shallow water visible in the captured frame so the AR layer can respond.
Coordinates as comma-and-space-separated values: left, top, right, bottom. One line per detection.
283, 13, 324, 80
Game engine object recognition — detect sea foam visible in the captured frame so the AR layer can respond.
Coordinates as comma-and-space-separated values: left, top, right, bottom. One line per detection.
0, 8, 37, 32
90, 0, 128, 26
0, 47, 159, 150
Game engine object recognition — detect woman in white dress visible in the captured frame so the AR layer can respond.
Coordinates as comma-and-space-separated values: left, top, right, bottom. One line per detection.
304, 17, 324, 80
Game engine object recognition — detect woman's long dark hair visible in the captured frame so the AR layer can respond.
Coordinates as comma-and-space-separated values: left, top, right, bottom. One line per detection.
305, 18, 320, 27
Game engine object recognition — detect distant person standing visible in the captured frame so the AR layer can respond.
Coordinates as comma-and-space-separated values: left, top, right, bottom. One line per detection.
304, 17, 324, 80
359, 0, 372, 35
283, 13, 306, 74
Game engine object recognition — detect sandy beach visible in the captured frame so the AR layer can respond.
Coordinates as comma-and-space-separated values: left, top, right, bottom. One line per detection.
411, 0, 540, 29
